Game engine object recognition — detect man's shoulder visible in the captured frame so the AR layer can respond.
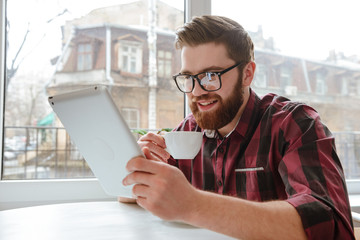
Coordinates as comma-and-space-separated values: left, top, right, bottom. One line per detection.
260, 93, 315, 112
257, 93, 320, 121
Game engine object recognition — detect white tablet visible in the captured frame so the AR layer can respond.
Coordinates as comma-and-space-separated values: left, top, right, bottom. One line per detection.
48, 85, 142, 197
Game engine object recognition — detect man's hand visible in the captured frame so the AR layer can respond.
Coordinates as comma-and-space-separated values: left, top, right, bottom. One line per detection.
137, 132, 171, 162
122, 148, 198, 222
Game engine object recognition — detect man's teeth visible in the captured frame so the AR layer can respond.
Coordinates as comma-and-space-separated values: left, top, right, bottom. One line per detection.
199, 101, 215, 106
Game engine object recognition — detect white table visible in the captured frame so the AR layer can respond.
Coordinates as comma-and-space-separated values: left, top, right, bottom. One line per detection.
0, 201, 234, 240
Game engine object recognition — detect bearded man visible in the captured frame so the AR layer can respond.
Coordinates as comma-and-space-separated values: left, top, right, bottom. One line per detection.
121, 15, 355, 240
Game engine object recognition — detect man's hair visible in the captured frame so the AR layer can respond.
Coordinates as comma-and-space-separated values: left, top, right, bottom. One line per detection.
175, 15, 254, 63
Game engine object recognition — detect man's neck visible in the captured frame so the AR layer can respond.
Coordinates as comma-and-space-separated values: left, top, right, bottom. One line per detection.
217, 88, 250, 137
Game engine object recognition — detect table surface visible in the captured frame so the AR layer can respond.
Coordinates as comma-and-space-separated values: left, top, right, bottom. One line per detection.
0, 201, 234, 240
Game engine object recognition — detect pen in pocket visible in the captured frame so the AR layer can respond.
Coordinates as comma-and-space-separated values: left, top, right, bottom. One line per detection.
235, 167, 264, 172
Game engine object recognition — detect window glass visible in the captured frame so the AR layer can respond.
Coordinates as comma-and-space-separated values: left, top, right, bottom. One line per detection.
121, 108, 140, 129
2, 0, 184, 180
212, 0, 360, 180
158, 50, 172, 78
77, 43, 92, 71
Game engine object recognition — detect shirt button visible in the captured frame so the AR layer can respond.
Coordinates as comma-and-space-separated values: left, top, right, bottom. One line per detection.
218, 147, 224, 153
217, 180, 223, 187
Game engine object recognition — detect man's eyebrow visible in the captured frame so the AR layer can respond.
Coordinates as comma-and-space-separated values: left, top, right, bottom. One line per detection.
180, 65, 225, 75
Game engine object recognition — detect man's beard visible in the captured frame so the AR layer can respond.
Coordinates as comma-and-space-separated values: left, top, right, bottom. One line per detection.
189, 76, 244, 130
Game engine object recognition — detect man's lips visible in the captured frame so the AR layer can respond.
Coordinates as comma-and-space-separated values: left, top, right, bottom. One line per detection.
196, 99, 218, 110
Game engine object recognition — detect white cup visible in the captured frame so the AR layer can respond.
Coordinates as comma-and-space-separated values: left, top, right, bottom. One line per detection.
163, 131, 202, 159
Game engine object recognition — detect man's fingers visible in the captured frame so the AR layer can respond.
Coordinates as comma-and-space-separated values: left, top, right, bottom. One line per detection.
138, 132, 167, 148
143, 147, 168, 163
139, 143, 170, 162
132, 184, 151, 199
123, 169, 153, 186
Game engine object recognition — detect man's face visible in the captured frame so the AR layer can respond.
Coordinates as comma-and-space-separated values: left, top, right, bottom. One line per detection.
180, 43, 244, 130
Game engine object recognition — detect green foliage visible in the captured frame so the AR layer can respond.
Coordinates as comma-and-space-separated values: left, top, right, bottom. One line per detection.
132, 128, 173, 136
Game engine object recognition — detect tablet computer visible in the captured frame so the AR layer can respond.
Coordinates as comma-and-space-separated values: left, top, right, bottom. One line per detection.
48, 85, 142, 197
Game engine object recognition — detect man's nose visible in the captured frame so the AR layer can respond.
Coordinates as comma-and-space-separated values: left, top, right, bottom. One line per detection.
192, 78, 207, 96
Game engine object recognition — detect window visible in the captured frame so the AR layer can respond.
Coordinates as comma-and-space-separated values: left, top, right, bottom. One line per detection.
212, 0, 360, 189
280, 65, 292, 88
121, 108, 140, 129
1, 0, 186, 209
2, 0, 359, 209
158, 50, 172, 78
77, 43, 92, 71
118, 42, 143, 74
253, 63, 267, 88
315, 72, 326, 95
342, 77, 349, 96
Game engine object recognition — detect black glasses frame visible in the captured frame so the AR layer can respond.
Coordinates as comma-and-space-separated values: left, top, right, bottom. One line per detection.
172, 62, 244, 93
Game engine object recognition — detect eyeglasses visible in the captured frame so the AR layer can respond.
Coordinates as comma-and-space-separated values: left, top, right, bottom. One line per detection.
172, 62, 244, 93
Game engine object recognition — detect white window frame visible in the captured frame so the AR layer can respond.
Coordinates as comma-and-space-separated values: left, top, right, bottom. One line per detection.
77, 43, 93, 71
1, 0, 359, 210
117, 40, 143, 74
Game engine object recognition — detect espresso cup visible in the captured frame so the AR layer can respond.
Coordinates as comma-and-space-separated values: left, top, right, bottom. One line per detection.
163, 131, 202, 159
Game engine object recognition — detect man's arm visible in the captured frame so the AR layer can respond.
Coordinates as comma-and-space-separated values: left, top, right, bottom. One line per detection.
122, 152, 307, 240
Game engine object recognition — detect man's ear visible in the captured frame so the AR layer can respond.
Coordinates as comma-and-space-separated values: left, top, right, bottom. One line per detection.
242, 61, 256, 87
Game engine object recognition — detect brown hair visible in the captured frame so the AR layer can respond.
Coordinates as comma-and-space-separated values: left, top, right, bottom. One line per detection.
175, 15, 254, 63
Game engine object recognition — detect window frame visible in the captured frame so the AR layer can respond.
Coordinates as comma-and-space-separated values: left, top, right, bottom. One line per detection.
1, 0, 359, 210
157, 50, 173, 78
0, 0, 209, 210
77, 43, 93, 71
117, 40, 143, 74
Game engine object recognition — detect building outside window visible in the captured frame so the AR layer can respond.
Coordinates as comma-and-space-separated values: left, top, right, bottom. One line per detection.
212, 0, 360, 183
77, 43, 92, 71
1, 0, 185, 183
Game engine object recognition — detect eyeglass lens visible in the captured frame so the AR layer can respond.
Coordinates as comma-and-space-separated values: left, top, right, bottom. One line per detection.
176, 72, 220, 93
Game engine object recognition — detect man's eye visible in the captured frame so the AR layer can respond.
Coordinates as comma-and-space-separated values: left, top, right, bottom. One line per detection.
205, 72, 218, 80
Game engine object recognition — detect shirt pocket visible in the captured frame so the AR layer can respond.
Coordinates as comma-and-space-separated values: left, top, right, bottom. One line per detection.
235, 167, 276, 201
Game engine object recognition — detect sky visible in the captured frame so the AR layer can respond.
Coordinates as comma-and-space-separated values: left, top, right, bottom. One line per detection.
6, 0, 184, 71
6, 0, 360, 71
212, 0, 360, 61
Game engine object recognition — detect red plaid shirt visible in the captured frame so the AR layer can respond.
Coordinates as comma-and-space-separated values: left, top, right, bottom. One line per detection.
168, 89, 354, 240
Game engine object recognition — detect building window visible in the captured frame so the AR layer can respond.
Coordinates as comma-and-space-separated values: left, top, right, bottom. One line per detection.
341, 77, 349, 96
158, 50, 172, 78
315, 72, 326, 95
118, 41, 143, 74
77, 43, 92, 71
280, 65, 292, 88
121, 108, 140, 129
253, 63, 267, 88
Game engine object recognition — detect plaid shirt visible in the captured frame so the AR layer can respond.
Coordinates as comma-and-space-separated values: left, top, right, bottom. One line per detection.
168, 89, 354, 240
